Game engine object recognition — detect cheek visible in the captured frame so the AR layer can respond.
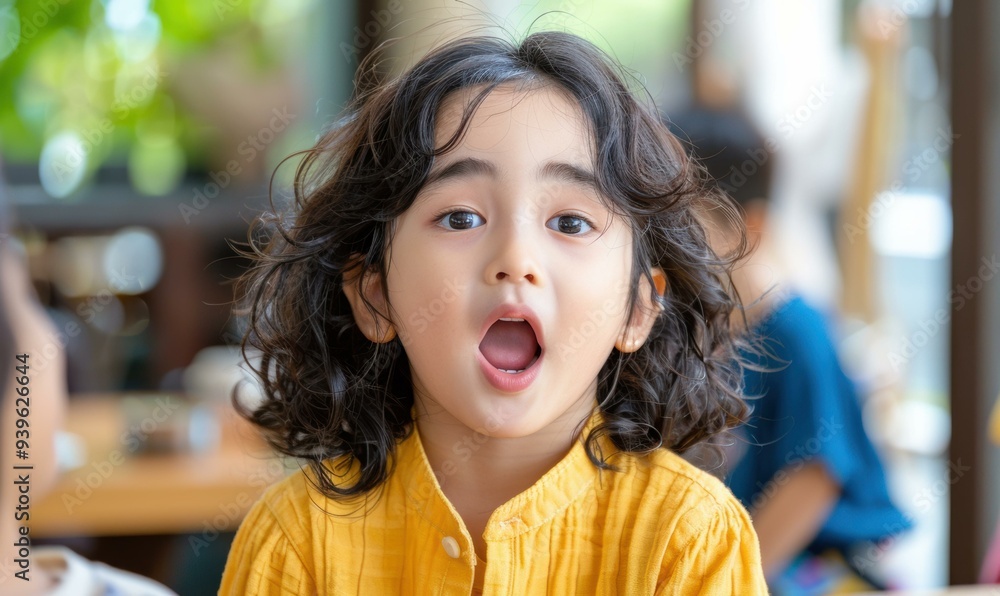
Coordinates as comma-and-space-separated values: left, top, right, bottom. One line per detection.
552, 254, 633, 362
386, 251, 469, 346
572, 241, 632, 320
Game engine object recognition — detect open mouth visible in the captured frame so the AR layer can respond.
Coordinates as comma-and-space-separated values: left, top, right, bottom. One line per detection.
478, 318, 542, 374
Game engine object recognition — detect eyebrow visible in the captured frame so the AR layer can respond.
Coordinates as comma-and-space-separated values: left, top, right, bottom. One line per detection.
424, 157, 498, 187
539, 161, 599, 192
423, 157, 600, 193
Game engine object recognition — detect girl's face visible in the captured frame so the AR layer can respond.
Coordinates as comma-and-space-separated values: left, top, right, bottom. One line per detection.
368, 84, 660, 438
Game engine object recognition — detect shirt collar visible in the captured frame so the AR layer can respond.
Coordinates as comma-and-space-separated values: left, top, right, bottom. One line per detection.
395, 407, 614, 543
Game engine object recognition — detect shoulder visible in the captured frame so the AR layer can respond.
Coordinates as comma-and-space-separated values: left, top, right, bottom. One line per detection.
759, 296, 833, 347
636, 450, 768, 592
607, 449, 767, 592
236, 466, 323, 556
219, 468, 321, 594
637, 447, 751, 530
748, 296, 844, 375
255, 465, 322, 524
599, 445, 755, 544
248, 458, 372, 538
219, 460, 362, 595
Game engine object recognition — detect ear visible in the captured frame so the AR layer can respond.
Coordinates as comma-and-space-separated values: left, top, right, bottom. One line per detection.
743, 199, 769, 241
341, 253, 397, 343
615, 266, 667, 353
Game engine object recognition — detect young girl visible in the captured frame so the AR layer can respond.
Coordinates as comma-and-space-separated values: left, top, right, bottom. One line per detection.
220, 31, 767, 594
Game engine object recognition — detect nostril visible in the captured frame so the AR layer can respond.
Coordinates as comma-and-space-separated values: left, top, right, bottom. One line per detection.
494, 272, 536, 282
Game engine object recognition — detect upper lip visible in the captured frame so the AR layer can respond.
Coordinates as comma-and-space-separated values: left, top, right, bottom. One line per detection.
478, 303, 545, 352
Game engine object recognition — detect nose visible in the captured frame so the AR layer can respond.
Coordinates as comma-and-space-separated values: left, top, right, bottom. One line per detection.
484, 220, 542, 286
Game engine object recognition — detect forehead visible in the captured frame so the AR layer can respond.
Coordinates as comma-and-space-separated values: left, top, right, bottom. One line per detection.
433, 83, 595, 163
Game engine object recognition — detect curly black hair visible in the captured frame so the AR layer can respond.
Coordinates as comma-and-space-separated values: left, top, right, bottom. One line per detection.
233, 30, 753, 500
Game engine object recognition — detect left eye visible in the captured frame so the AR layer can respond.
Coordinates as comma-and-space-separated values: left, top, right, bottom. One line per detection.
546, 214, 594, 235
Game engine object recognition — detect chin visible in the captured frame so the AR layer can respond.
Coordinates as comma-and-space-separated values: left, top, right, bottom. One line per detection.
460, 405, 530, 437
458, 400, 564, 439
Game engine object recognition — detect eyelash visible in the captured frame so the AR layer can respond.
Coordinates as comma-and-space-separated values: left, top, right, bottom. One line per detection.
431, 209, 597, 234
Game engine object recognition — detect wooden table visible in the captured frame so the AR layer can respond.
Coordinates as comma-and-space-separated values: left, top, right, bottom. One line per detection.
33, 393, 286, 538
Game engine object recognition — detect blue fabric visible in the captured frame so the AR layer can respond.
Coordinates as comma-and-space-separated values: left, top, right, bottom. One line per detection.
726, 295, 911, 558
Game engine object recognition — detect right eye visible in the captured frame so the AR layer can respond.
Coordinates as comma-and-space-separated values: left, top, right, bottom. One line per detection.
436, 210, 484, 230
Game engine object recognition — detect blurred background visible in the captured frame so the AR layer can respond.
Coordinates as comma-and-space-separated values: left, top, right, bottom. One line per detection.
0, 0, 997, 592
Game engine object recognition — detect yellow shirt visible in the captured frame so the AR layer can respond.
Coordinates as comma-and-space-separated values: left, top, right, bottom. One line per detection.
219, 414, 768, 595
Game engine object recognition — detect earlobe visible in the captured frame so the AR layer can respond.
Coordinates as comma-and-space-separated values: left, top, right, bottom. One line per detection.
615, 266, 667, 353
342, 254, 397, 343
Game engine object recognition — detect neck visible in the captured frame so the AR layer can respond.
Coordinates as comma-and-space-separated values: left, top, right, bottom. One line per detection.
730, 235, 787, 328
413, 390, 596, 531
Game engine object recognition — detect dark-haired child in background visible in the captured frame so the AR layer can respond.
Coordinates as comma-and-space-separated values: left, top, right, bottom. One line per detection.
220, 32, 767, 594
669, 107, 911, 594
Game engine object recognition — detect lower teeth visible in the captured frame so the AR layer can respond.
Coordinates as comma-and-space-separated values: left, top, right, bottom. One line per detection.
499, 368, 525, 374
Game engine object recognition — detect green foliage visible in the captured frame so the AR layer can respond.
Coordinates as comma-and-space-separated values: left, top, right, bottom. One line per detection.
0, 0, 283, 192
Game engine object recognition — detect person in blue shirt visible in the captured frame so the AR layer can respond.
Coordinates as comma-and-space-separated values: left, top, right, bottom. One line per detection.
668, 107, 911, 593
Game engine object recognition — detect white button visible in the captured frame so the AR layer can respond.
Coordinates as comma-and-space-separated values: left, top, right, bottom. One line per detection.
441, 536, 461, 559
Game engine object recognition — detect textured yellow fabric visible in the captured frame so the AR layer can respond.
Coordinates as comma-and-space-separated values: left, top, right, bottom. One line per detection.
219, 413, 768, 595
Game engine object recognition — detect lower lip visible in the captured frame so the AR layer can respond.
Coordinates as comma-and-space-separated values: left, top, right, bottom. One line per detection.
476, 349, 543, 393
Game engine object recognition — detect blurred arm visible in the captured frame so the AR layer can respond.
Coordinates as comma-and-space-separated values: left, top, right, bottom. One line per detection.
749, 460, 841, 578
0, 247, 67, 592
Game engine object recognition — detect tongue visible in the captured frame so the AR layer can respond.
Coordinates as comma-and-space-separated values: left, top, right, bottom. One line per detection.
479, 321, 539, 371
